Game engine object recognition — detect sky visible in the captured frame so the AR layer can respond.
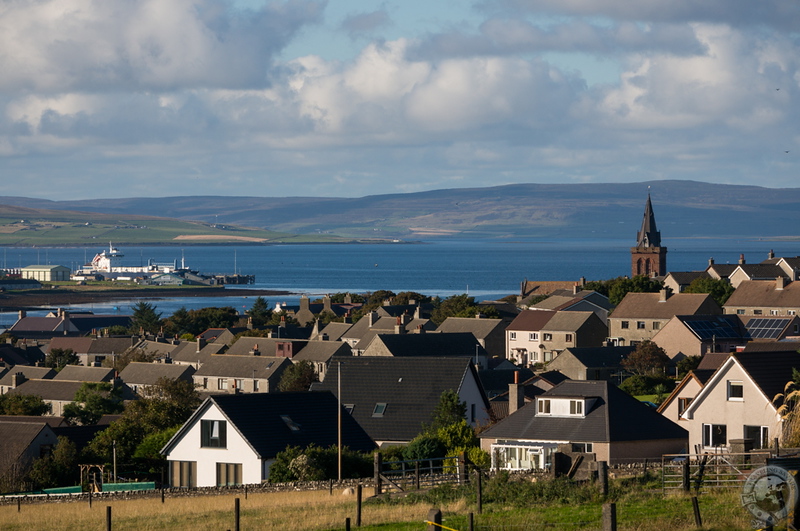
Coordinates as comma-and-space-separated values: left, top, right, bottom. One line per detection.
1, 0, 799, 200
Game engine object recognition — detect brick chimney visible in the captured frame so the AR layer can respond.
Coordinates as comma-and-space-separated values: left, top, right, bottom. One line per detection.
708, 257, 715, 266
573, 284, 580, 295
659, 289, 669, 302
739, 253, 746, 265
344, 294, 352, 305
300, 294, 310, 311
508, 371, 525, 415
776, 276, 786, 290
394, 316, 405, 335
368, 312, 376, 327
196, 338, 206, 353
323, 294, 332, 313
416, 324, 425, 334
251, 343, 260, 356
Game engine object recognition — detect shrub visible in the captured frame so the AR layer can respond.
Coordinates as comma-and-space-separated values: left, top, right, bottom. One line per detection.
619, 374, 674, 396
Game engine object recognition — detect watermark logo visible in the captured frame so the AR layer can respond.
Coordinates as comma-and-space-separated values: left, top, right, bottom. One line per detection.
741, 465, 798, 527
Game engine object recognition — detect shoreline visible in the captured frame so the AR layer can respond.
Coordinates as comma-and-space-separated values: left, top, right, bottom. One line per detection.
0, 287, 294, 312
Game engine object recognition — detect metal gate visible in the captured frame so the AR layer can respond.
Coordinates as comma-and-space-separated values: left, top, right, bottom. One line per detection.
662, 452, 770, 493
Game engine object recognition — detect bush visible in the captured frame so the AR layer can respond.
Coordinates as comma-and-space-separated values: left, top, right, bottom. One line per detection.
619, 374, 674, 396
268, 445, 373, 482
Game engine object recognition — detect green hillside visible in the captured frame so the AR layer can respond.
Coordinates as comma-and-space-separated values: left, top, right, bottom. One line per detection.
0, 205, 350, 246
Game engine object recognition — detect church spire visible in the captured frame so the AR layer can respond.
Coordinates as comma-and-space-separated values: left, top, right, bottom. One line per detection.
636, 193, 661, 248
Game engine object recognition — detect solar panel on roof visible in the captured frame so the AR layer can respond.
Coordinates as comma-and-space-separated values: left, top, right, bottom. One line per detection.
685, 317, 741, 340
746, 318, 789, 340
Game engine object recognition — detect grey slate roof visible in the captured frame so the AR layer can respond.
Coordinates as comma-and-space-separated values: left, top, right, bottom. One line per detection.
119, 362, 195, 385
193, 355, 291, 380
742, 341, 800, 353
612, 292, 720, 319
436, 318, 504, 339
480, 380, 687, 443
367, 332, 486, 358
53, 365, 115, 382
0, 366, 56, 386
560, 346, 636, 367
733, 350, 800, 404
170, 340, 226, 365
293, 341, 351, 363
8, 379, 85, 401
725, 280, 800, 309
314, 322, 353, 341
313, 357, 488, 443
162, 391, 376, 458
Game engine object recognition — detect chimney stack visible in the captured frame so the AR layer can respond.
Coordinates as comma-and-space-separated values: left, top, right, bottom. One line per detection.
708, 257, 715, 266
776, 276, 786, 290
196, 338, 206, 353
739, 253, 746, 265
11, 372, 25, 388
769, 249, 775, 260
659, 289, 669, 302
508, 371, 525, 416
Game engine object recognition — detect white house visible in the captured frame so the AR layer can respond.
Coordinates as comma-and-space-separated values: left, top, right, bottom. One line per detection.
161, 391, 375, 488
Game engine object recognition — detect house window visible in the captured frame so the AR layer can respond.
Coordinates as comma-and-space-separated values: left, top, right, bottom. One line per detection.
637, 321, 646, 329
565, 334, 573, 342
571, 442, 593, 453
253, 380, 259, 392
531, 351, 539, 362
789, 310, 796, 316
471, 403, 476, 422
234, 379, 243, 390
202, 378, 208, 390
538, 399, 551, 415
569, 400, 583, 415
754, 309, 763, 315
621, 321, 629, 329
678, 397, 692, 416
201, 420, 227, 448
171, 461, 197, 488
344, 404, 355, 414
218, 378, 228, 390
543, 333, 552, 341
652, 322, 660, 330
509, 332, 517, 340
727, 381, 744, 401
373, 403, 387, 417
216, 463, 242, 486
744, 425, 769, 450
736, 309, 745, 315
529, 333, 538, 341
771, 310, 780, 316
703, 424, 727, 447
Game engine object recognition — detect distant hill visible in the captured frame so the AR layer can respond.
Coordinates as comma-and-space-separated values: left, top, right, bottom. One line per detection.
3, 180, 800, 241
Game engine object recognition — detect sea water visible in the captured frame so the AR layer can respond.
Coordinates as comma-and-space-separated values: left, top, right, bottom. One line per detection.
1, 237, 797, 321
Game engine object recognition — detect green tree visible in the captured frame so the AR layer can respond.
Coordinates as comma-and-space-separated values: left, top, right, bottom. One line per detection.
102, 346, 156, 372
130, 302, 162, 334
684, 277, 735, 306
0, 393, 50, 415
437, 419, 478, 455
676, 355, 702, 378
429, 389, 467, 432
278, 361, 318, 392
394, 291, 432, 305
246, 297, 272, 327
186, 306, 240, 333
621, 340, 670, 376
430, 294, 499, 325
63, 382, 124, 426
163, 306, 193, 337
584, 276, 663, 306
28, 436, 78, 489
44, 348, 79, 372
86, 377, 200, 463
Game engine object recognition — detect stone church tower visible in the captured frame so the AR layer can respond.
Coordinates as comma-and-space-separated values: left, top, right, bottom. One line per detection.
630, 194, 667, 277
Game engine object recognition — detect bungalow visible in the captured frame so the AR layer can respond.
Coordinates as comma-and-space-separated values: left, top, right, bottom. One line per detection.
724, 279, 800, 317
479, 380, 688, 470
160, 391, 376, 487
192, 355, 291, 393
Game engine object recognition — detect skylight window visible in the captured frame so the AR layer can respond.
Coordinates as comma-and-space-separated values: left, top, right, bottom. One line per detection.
373, 403, 387, 417
280, 415, 301, 432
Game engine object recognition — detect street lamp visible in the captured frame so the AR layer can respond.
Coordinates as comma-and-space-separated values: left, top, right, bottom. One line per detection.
338, 360, 342, 482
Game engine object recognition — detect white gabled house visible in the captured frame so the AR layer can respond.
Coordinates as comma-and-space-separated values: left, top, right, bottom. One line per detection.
161, 391, 375, 488
679, 351, 797, 452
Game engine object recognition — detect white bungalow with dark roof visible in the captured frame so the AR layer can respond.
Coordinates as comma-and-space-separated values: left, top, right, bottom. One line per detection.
161, 391, 375, 487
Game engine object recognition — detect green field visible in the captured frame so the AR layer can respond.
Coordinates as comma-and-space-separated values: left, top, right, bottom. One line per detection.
0, 207, 352, 246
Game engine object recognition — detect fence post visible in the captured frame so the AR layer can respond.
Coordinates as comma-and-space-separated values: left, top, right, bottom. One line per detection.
691, 496, 702, 528
775, 437, 780, 457
356, 484, 362, 527
459, 452, 467, 485
469, 512, 474, 531
476, 469, 483, 515
89, 490, 92, 508
234, 497, 240, 531
161, 488, 165, 504
682, 460, 690, 492
426, 508, 442, 531
106, 506, 112, 531
598, 461, 608, 497
374, 453, 383, 495
603, 502, 617, 531
415, 461, 420, 490
345, 517, 351, 531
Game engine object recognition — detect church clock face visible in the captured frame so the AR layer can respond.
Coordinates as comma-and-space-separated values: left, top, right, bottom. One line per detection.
741, 465, 799, 526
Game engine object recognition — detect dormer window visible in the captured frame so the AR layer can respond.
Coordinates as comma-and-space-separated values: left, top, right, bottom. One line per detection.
570, 400, 583, 415
538, 399, 551, 415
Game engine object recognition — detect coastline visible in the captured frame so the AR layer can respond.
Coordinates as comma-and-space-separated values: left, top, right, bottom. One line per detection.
0, 287, 293, 312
